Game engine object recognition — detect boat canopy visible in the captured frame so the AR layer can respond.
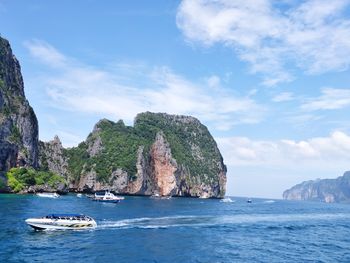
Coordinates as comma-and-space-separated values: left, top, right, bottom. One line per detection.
45, 214, 91, 219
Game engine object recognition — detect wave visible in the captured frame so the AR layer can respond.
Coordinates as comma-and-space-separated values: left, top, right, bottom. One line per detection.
220, 197, 235, 203
263, 200, 276, 203
97, 213, 350, 230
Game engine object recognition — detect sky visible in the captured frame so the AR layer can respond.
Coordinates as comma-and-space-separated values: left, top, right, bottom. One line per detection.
1, 0, 350, 198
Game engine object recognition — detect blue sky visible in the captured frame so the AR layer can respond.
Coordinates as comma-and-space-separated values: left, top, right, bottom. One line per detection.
1, 0, 350, 198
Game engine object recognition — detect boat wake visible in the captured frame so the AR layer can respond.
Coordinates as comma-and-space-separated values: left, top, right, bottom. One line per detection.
97, 213, 350, 230
263, 200, 276, 204
220, 197, 235, 203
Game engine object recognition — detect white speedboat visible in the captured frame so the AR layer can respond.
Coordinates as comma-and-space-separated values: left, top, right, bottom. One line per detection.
92, 190, 124, 203
25, 214, 97, 230
151, 194, 172, 199
77, 193, 83, 198
36, 192, 60, 198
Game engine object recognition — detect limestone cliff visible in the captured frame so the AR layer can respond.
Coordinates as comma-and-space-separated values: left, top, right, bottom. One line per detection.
0, 36, 39, 175
38, 136, 69, 177
283, 171, 350, 203
65, 112, 227, 198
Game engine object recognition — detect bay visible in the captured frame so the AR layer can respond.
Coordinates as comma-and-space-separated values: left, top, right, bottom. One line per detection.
1, 194, 350, 262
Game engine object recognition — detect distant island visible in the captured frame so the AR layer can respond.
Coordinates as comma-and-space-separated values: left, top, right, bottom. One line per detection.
0, 36, 226, 198
283, 171, 350, 203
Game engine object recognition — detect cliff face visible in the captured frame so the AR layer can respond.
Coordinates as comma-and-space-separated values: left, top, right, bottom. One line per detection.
65, 112, 227, 198
38, 136, 69, 177
0, 37, 39, 175
283, 171, 350, 203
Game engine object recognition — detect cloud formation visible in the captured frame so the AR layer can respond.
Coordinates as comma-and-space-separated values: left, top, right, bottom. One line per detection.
177, 0, 350, 85
25, 40, 265, 131
301, 87, 350, 111
272, 92, 294, 102
216, 131, 350, 168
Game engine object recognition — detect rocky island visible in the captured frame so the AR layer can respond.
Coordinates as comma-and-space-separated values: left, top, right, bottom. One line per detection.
0, 36, 226, 198
283, 171, 350, 203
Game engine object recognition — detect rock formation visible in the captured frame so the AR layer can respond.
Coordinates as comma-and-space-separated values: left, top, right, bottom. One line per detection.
38, 136, 69, 177
66, 112, 227, 198
0, 36, 39, 175
150, 132, 177, 196
283, 171, 350, 203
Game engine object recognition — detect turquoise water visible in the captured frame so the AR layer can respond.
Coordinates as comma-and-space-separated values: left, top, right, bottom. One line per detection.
1, 194, 350, 262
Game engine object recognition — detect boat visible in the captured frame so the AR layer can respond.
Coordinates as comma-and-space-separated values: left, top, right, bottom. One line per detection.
150, 194, 172, 199
36, 192, 60, 198
25, 214, 97, 230
247, 199, 252, 203
92, 190, 124, 203
76, 193, 83, 198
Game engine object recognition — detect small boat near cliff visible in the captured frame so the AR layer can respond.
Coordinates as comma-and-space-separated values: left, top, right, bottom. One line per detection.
36, 192, 60, 198
150, 193, 160, 198
25, 214, 97, 230
92, 190, 124, 203
150, 193, 172, 199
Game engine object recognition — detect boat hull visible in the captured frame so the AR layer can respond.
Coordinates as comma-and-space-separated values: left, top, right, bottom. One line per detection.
25, 218, 97, 230
92, 199, 120, 203
36, 193, 59, 198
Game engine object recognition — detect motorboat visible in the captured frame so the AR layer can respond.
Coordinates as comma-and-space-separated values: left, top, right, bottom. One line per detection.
247, 199, 252, 203
76, 193, 83, 198
25, 214, 97, 230
36, 192, 60, 198
92, 190, 124, 203
150, 193, 171, 199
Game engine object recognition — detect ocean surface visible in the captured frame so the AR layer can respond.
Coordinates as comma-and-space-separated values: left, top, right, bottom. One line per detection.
0, 195, 350, 263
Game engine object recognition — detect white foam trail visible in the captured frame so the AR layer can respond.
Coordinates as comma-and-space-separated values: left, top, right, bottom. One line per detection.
263, 200, 276, 203
97, 213, 350, 230
220, 198, 235, 203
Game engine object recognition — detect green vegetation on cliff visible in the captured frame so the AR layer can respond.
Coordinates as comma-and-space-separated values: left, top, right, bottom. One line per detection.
66, 112, 225, 185
135, 112, 224, 184
283, 171, 350, 203
66, 119, 150, 182
6, 167, 66, 193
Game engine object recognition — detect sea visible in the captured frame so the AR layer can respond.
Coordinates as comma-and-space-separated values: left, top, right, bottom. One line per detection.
0, 194, 349, 263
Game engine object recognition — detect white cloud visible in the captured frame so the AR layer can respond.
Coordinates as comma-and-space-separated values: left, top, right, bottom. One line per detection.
206, 75, 221, 89
272, 92, 294, 102
177, 0, 350, 85
216, 131, 350, 167
301, 87, 350, 111
284, 113, 323, 127
25, 40, 68, 68
25, 41, 266, 131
